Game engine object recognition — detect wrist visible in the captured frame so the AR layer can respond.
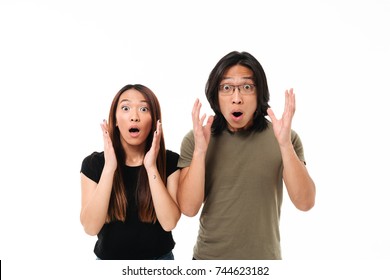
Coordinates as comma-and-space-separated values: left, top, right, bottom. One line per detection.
145, 165, 158, 174
102, 165, 116, 176
194, 145, 208, 156
279, 142, 296, 159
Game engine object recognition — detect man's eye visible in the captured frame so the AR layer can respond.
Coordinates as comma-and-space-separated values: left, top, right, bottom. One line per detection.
243, 84, 251, 90
223, 85, 231, 91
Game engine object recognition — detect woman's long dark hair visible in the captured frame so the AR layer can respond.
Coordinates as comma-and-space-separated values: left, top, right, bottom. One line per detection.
205, 51, 270, 135
106, 84, 166, 223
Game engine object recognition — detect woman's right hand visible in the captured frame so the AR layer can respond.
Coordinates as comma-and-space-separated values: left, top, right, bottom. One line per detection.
192, 99, 214, 154
100, 120, 117, 172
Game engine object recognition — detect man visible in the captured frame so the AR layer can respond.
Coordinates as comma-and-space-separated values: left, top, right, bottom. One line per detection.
177, 51, 316, 259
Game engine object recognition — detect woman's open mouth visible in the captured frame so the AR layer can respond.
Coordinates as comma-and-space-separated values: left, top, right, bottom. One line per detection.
129, 127, 140, 136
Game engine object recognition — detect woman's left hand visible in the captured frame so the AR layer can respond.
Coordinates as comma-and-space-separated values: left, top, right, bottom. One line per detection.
144, 120, 162, 170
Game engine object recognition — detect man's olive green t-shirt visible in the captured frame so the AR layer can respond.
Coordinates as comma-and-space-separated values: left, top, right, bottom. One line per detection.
178, 125, 305, 260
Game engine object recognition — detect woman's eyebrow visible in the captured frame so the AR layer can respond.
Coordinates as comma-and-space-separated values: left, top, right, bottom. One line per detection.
119, 99, 148, 104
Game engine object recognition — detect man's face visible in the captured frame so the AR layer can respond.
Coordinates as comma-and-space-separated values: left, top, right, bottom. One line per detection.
218, 65, 257, 132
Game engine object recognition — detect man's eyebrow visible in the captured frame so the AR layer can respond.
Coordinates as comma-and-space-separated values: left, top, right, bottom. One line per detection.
220, 76, 254, 82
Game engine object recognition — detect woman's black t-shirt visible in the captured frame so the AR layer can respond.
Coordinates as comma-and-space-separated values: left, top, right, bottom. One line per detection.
80, 150, 179, 260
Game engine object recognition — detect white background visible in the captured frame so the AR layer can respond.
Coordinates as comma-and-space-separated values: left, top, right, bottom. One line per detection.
1, 0, 389, 278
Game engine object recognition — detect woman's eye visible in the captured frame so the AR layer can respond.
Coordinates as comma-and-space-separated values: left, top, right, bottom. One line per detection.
121, 106, 130, 111
139, 107, 149, 112
243, 84, 251, 90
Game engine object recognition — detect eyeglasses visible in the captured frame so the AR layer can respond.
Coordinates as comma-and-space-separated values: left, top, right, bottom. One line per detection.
218, 84, 256, 95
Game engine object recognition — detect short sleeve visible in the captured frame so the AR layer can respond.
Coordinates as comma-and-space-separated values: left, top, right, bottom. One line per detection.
291, 130, 306, 164
177, 130, 195, 168
80, 151, 105, 183
166, 150, 180, 177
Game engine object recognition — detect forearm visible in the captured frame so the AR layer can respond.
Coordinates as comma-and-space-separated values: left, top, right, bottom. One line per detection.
177, 150, 206, 217
280, 144, 316, 211
80, 168, 114, 235
146, 167, 181, 231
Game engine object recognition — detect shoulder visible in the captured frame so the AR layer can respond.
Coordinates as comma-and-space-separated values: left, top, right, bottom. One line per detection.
166, 149, 180, 177
179, 130, 195, 153
182, 129, 194, 142
290, 129, 302, 145
290, 129, 306, 162
264, 124, 301, 142
82, 151, 105, 167
166, 149, 179, 163
80, 151, 105, 183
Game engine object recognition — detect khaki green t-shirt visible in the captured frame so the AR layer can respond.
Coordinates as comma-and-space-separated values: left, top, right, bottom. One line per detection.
178, 125, 305, 259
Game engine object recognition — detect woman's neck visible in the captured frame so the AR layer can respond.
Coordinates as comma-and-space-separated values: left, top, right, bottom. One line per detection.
123, 144, 145, 166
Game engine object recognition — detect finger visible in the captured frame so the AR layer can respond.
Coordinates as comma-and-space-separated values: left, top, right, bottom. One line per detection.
149, 130, 157, 153
285, 88, 295, 118
192, 99, 204, 129
153, 120, 162, 149
192, 99, 200, 122
100, 119, 106, 133
157, 119, 162, 134
206, 115, 214, 127
100, 121, 109, 140
205, 115, 214, 131
283, 90, 290, 117
267, 108, 277, 123
290, 89, 296, 114
200, 113, 206, 125
100, 123, 106, 134
155, 120, 162, 140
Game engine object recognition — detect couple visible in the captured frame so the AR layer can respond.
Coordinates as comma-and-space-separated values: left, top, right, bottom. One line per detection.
79, 51, 316, 260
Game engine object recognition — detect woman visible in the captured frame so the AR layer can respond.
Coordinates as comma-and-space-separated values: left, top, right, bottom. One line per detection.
80, 84, 181, 260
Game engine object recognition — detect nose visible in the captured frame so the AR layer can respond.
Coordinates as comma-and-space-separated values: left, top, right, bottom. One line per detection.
130, 111, 140, 122
232, 89, 243, 104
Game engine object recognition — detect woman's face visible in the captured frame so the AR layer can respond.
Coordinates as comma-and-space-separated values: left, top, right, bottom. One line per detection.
116, 89, 152, 148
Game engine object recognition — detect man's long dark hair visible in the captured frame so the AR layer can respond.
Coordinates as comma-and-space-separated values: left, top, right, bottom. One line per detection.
205, 51, 270, 135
